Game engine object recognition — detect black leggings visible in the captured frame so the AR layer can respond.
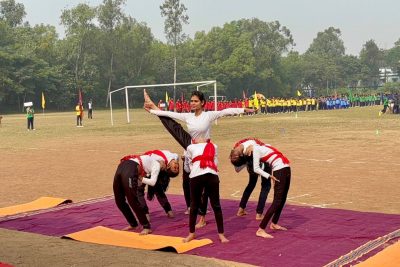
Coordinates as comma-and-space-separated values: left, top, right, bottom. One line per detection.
189, 173, 224, 233
239, 173, 271, 214
182, 165, 191, 208
113, 160, 150, 229
259, 167, 291, 229
137, 184, 172, 214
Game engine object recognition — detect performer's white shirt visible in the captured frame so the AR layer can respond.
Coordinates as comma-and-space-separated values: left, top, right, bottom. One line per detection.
150, 108, 245, 141
252, 144, 289, 179
130, 155, 160, 187
149, 150, 178, 165
186, 143, 218, 178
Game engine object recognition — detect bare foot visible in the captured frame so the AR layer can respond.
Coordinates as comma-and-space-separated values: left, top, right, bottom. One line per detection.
140, 228, 152, 235
184, 207, 190, 215
270, 223, 287, 230
218, 233, 229, 243
146, 214, 151, 223
195, 216, 206, 229
256, 228, 274, 238
122, 225, 137, 231
183, 233, 196, 243
143, 89, 159, 111
167, 211, 175, 218
255, 213, 264, 221
236, 207, 248, 217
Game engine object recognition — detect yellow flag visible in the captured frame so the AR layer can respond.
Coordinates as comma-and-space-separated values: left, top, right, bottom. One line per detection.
41, 92, 46, 109
165, 91, 169, 103
253, 91, 259, 109
297, 90, 302, 97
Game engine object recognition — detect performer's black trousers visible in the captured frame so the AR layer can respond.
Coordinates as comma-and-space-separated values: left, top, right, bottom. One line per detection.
259, 167, 291, 229
113, 160, 150, 229
189, 173, 224, 233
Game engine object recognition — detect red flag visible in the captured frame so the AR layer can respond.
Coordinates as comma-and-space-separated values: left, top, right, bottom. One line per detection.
78, 89, 83, 115
78, 89, 83, 105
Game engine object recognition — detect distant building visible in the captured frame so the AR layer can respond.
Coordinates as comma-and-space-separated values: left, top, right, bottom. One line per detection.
379, 68, 399, 84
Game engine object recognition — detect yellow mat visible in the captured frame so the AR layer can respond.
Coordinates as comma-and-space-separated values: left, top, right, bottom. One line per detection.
0, 197, 72, 216
356, 241, 400, 267
63, 226, 213, 253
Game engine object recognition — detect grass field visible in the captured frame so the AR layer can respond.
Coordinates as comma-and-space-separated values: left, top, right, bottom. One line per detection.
0, 106, 399, 266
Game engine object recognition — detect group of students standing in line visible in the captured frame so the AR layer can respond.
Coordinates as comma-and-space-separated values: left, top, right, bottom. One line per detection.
113, 89, 292, 242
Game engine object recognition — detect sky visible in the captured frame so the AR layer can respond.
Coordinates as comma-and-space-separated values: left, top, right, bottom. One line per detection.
17, 0, 400, 56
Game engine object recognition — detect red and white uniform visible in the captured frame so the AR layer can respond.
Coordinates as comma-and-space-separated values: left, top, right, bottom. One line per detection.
125, 150, 177, 187
252, 144, 290, 179
186, 143, 218, 178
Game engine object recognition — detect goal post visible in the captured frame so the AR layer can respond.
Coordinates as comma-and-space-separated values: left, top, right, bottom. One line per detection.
109, 80, 217, 125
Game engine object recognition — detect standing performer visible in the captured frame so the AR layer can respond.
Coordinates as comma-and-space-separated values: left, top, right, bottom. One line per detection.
113, 149, 179, 235
230, 138, 272, 220
144, 89, 254, 243
231, 143, 291, 238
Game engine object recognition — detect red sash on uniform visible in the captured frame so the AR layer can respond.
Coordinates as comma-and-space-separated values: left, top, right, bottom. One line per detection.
192, 140, 218, 172
233, 138, 265, 148
260, 145, 290, 166
120, 154, 146, 177
144, 150, 168, 165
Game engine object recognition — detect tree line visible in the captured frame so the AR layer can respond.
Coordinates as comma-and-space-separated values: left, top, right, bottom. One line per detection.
1, 0, 400, 112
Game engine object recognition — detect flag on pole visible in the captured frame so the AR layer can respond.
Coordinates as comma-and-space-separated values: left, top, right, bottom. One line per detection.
165, 91, 169, 107
78, 89, 83, 116
297, 90, 302, 97
253, 91, 260, 109
41, 92, 46, 109
78, 89, 83, 106
242, 90, 246, 100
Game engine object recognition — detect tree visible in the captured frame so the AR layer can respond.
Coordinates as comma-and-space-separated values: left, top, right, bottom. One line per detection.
160, 0, 189, 106
303, 27, 346, 91
98, 0, 126, 106
359, 40, 382, 87
0, 0, 25, 27
384, 39, 400, 74
306, 27, 345, 58
61, 3, 97, 92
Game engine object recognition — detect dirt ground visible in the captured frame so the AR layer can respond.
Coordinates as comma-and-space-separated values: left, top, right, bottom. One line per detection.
0, 107, 399, 266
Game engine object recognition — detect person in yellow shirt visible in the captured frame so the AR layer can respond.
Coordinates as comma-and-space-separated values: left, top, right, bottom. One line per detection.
75, 103, 84, 127
311, 97, 316, 111
260, 99, 266, 114
296, 99, 302, 112
306, 98, 312, 111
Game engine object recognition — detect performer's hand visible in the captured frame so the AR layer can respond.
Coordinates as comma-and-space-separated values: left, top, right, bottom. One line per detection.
244, 145, 253, 156
270, 175, 280, 183
159, 161, 166, 170
143, 89, 159, 111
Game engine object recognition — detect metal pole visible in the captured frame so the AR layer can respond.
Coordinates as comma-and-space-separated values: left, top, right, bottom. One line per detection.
110, 92, 114, 126
214, 82, 218, 125
125, 87, 130, 123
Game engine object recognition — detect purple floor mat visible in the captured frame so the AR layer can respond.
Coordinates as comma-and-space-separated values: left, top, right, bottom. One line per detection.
1, 195, 399, 267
